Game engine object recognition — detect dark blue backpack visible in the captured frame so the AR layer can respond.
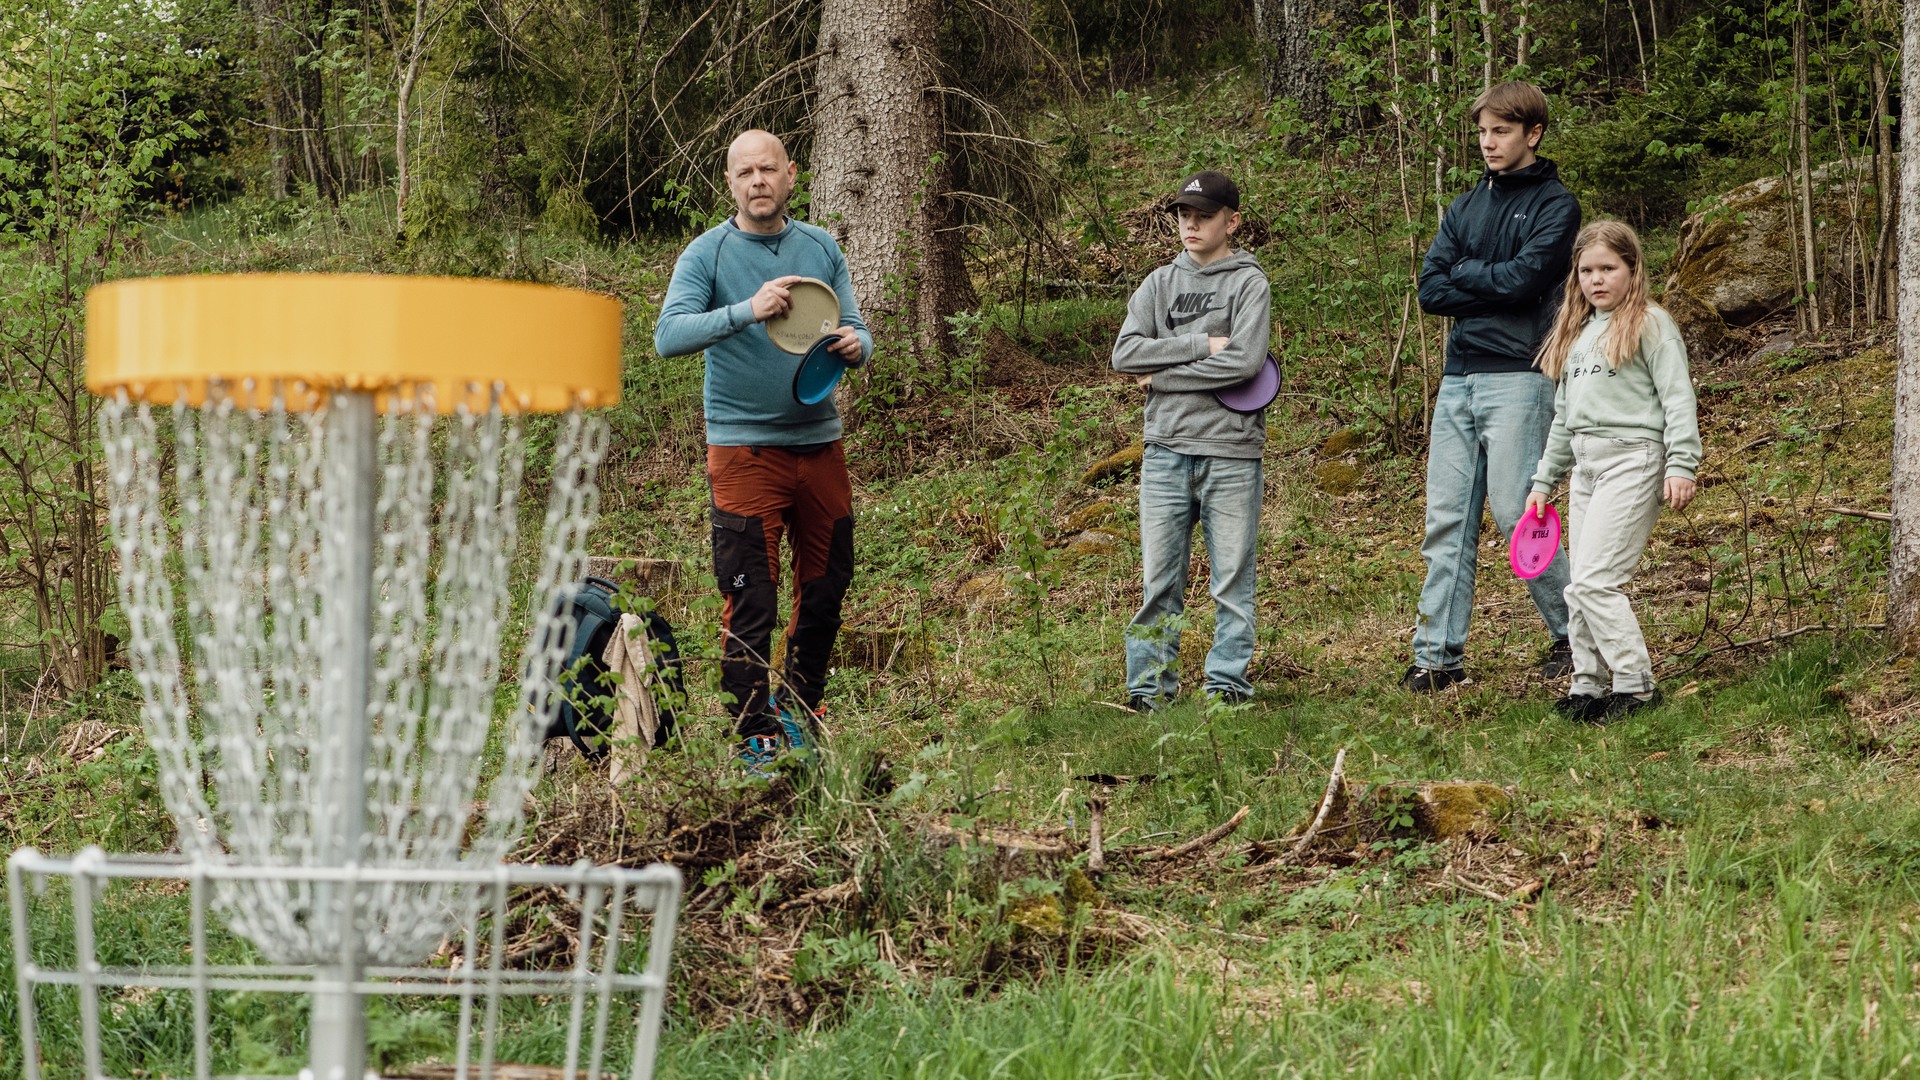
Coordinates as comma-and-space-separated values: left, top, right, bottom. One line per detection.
542, 577, 682, 759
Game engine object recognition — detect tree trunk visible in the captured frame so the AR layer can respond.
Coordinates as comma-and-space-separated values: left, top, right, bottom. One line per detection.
1891, 0, 1920, 649
811, 0, 974, 360
1792, 0, 1820, 334
1252, 0, 1279, 100
394, 0, 433, 236
1870, 35, 1896, 324
1516, 0, 1530, 68
1269, 0, 1330, 122
250, 0, 293, 197
1479, 0, 1495, 88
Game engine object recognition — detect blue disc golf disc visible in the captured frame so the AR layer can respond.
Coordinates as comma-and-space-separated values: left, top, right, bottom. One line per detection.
793, 336, 847, 405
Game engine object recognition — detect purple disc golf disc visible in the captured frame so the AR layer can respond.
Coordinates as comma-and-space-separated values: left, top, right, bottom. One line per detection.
1214, 352, 1281, 414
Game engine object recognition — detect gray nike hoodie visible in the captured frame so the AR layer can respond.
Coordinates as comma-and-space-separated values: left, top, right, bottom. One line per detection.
1111, 249, 1273, 459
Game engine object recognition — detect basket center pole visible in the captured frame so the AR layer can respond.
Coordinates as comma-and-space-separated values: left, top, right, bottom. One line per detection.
310, 389, 376, 1080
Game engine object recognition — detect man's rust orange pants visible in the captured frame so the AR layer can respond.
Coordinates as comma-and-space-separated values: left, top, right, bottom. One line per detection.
707, 442, 854, 738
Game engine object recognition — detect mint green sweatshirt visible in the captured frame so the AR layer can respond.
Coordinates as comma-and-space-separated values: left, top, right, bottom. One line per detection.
1530, 304, 1702, 494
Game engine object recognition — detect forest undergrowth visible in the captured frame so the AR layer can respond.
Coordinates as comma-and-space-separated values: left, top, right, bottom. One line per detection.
2, 76, 1916, 1079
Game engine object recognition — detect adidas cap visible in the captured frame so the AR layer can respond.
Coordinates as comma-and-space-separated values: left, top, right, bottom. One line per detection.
1169, 170, 1239, 213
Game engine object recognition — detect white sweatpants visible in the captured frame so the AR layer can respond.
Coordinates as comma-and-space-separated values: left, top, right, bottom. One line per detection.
1563, 434, 1666, 696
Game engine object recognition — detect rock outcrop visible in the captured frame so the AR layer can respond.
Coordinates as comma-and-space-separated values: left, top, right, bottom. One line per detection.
1664, 158, 1891, 337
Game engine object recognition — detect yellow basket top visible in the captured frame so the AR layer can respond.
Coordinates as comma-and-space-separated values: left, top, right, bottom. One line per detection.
86, 274, 623, 413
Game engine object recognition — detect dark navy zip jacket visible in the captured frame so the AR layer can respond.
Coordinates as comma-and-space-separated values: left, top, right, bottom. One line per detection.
1417, 157, 1581, 375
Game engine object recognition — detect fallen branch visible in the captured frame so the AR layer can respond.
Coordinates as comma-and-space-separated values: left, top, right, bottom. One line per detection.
1668, 623, 1887, 671
1825, 506, 1892, 522
776, 878, 859, 912
922, 820, 1075, 857
1087, 796, 1106, 873
1291, 747, 1348, 858
1133, 806, 1251, 863
1446, 870, 1511, 902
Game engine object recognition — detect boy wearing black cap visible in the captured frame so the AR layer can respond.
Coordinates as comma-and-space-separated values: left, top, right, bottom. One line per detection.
1111, 171, 1272, 711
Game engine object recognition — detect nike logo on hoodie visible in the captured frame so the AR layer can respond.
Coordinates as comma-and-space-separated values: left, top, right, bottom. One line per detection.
1166, 292, 1221, 329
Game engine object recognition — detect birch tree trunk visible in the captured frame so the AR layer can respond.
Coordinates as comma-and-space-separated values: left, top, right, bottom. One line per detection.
1891, 0, 1920, 649
811, 0, 973, 358
1792, 0, 1821, 333
393, 0, 437, 236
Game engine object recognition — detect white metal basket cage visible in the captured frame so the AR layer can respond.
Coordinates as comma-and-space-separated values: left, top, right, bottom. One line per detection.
8, 848, 683, 1080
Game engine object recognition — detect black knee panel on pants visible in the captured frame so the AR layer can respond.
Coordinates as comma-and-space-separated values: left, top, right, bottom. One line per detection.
784, 516, 854, 711
713, 507, 777, 728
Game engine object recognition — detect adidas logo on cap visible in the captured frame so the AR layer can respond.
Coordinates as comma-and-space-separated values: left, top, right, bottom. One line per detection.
1170, 170, 1239, 211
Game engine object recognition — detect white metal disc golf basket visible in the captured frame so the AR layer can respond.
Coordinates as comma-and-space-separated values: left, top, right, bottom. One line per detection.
6, 275, 683, 1080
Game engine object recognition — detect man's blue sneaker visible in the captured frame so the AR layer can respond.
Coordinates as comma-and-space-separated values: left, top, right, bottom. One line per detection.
737, 733, 787, 777
772, 693, 820, 754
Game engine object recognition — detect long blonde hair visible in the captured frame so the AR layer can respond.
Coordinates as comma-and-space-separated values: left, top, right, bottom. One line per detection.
1536, 220, 1652, 380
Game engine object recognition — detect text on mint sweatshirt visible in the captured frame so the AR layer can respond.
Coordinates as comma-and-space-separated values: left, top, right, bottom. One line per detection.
1530, 304, 1702, 493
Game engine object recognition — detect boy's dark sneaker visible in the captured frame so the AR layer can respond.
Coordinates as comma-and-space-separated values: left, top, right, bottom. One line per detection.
1538, 638, 1574, 680
737, 732, 788, 777
1552, 692, 1606, 722
1598, 687, 1663, 724
1401, 665, 1469, 694
1206, 689, 1253, 707
1123, 694, 1160, 714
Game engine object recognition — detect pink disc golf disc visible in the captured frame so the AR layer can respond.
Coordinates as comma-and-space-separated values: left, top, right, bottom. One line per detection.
1510, 505, 1561, 580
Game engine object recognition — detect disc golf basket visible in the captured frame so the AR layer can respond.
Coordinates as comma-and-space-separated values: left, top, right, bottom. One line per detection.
6, 276, 683, 1080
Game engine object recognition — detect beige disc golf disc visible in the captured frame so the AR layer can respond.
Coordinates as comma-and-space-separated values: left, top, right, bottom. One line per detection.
766, 277, 842, 354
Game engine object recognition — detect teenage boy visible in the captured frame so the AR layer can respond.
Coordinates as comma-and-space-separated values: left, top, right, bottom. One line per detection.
1111, 170, 1272, 710
654, 129, 872, 770
1406, 81, 1580, 693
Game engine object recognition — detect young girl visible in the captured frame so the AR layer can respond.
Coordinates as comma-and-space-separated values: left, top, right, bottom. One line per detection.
1524, 220, 1701, 724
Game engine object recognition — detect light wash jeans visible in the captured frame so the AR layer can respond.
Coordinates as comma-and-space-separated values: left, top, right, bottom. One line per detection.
1413, 372, 1571, 671
1564, 434, 1666, 696
1126, 445, 1262, 700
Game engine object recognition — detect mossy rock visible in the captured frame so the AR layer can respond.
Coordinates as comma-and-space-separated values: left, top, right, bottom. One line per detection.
1315, 461, 1363, 495
1062, 868, 1103, 910
1319, 428, 1369, 459
1366, 781, 1514, 841
1667, 160, 1889, 326
1081, 441, 1144, 485
1065, 499, 1122, 531
1659, 287, 1728, 363
957, 570, 1019, 605
1007, 894, 1066, 937
1060, 528, 1125, 560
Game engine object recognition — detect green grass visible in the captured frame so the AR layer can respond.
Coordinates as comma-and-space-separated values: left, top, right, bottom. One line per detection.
1, 64, 1912, 1080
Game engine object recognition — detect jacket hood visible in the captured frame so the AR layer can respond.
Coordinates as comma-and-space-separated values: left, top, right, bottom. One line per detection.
1481, 156, 1561, 188
1172, 249, 1262, 275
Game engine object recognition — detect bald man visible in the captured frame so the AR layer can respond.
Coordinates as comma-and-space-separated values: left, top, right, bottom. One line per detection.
654, 129, 873, 773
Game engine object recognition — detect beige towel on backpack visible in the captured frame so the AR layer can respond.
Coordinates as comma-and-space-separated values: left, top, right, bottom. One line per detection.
600, 613, 660, 785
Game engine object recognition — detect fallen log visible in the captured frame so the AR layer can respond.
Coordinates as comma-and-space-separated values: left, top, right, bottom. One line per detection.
1131, 806, 1251, 863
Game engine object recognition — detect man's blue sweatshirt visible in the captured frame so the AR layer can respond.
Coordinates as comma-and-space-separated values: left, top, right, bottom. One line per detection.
654, 217, 873, 447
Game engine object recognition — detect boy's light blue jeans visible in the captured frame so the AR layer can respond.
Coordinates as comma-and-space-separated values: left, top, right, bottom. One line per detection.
1126, 445, 1262, 701
1414, 372, 1571, 671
